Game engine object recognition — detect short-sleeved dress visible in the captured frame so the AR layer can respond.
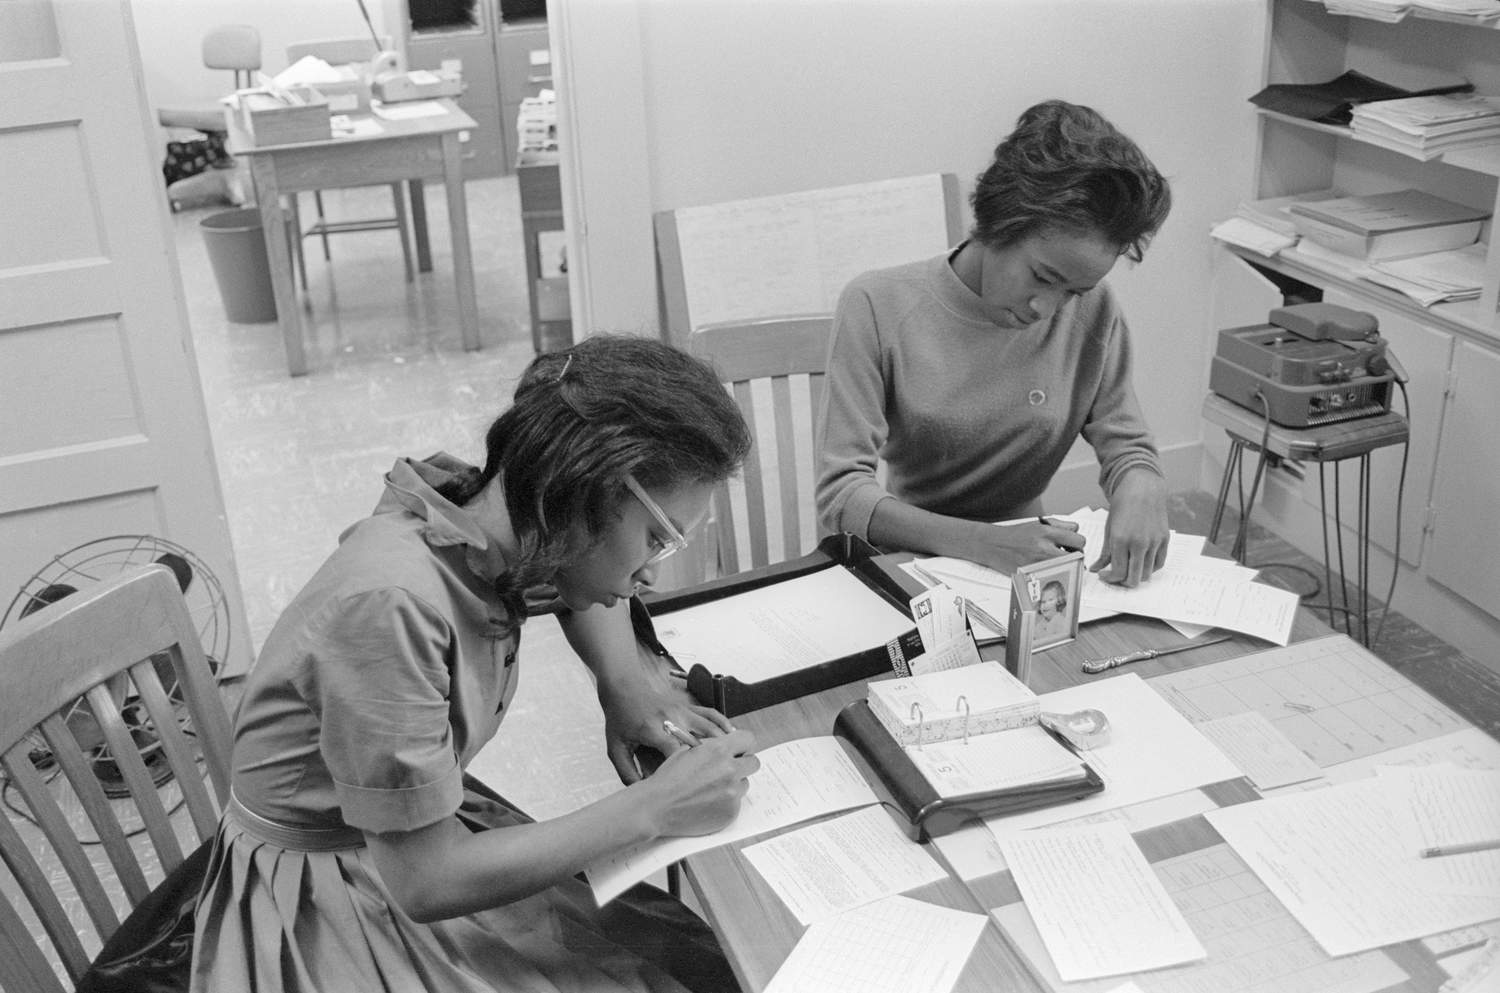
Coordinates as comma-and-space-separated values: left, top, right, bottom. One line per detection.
190, 455, 735, 993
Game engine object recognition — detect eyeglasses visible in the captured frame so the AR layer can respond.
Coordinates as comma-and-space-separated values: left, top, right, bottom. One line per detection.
625, 476, 689, 566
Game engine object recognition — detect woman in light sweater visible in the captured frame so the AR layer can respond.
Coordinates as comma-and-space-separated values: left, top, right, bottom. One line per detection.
817, 99, 1172, 587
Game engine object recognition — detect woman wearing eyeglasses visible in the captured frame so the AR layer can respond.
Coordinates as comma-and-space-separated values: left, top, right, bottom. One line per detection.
191, 335, 757, 993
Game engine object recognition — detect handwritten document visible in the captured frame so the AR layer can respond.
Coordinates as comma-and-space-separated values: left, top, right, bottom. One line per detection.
1206, 777, 1500, 955
1000, 823, 1206, 981
1377, 765, 1500, 898
744, 805, 948, 924
653, 568, 913, 684
1196, 711, 1324, 790
585, 736, 877, 905
762, 894, 985, 993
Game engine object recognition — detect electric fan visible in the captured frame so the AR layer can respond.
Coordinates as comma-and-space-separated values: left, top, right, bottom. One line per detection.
1, 535, 232, 797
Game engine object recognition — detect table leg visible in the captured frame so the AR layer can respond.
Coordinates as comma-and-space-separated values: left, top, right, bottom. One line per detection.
408, 178, 432, 273
1209, 440, 1242, 545
441, 134, 480, 352
248, 156, 308, 377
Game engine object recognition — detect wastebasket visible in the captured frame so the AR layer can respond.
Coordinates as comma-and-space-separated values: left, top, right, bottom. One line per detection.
200, 208, 277, 323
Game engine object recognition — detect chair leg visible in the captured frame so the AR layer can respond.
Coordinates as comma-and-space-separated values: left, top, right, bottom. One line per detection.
390, 182, 414, 283
313, 190, 331, 261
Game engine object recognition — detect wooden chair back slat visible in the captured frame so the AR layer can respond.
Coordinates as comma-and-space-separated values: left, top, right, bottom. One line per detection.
0, 564, 233, 985
688, 316, 833, 581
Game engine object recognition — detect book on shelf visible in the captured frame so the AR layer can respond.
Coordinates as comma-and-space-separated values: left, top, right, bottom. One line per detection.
1350, 94, 1500, 161
1288, 189, 1488, 260
866, 660, 1038, 747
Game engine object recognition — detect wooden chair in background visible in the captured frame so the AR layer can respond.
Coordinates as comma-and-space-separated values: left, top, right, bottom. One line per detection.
0, 565, 233, 993
283, 36, 414, 289
686, 315, 834, 583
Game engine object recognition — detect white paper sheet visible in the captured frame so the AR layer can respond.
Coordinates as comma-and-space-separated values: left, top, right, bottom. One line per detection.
1196, 711, 1325, 790
993, 843, 1408, 993
1205, 777, 1500, 956
980, 674, 1242, 843
652, 568, 914, 684
585, 736, 878, 905
744, 805, 948, 924
1000, 823, 1206, 981
762, 894, 986, 993
932, 789, 1221, 881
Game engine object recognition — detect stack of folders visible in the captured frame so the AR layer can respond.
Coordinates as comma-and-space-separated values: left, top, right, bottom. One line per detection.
1350, 94, 1500, 160
835, 663, 1103, 841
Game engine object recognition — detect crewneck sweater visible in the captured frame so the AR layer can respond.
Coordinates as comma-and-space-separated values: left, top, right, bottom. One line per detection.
816, 249, 1162, 541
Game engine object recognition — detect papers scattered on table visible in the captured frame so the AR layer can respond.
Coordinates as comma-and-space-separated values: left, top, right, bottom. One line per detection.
743, 805, 948, 925
980, 674, 1241, 843
585, 736, 878, 905
762, 894, 986, 993
1195, 710, 1325, 790
1206, 776, 1500, 956
1000, 822, 1206, 981
653, 567, 914, 684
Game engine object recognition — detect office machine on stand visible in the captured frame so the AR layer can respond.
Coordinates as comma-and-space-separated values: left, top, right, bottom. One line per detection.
1203, 302, 1409, 645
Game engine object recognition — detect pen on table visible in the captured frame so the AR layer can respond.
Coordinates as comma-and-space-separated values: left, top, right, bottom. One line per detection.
1420, 839, 1500, 859
662, 719, 698, 749
1081, 634, 1233, 674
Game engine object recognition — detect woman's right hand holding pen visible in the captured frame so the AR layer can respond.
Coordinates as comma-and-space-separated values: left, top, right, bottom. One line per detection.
635, 727, 760, 838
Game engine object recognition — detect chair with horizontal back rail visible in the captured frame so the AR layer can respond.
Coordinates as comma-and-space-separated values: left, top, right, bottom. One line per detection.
0, 564, 234, 993
282, 36, 415, 289
685, 315, 834, 584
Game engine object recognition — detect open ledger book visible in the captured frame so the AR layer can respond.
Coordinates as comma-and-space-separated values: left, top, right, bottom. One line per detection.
836, 663, 1103, 840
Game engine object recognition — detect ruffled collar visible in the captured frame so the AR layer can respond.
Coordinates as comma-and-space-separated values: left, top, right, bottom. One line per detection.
375, 454, 510, 584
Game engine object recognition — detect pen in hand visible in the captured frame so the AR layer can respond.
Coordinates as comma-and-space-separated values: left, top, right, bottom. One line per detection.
662, 719, 698, 749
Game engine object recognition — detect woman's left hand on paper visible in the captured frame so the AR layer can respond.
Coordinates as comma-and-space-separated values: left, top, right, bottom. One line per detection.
1091, 468, 1169, 587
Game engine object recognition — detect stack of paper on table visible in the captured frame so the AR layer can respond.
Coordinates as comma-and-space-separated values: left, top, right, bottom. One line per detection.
908, 508, 1298, 645
867, 661, 1038, 746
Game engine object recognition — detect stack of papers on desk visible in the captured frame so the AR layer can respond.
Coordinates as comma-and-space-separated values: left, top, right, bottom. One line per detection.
909, 508, 1298, 646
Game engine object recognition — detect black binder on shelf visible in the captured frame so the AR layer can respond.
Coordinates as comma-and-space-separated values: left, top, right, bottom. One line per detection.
832, 699, 1105, 842
637, 534, 923, 718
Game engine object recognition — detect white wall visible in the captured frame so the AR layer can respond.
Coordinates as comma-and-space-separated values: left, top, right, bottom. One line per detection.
559, 0, 1266, 500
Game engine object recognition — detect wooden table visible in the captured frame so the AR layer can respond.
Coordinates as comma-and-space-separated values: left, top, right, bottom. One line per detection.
226, 99, 480, 376
675, 556, 1484, 992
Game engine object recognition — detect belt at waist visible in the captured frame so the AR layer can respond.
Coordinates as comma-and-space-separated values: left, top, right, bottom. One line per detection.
227, 791, 366, 852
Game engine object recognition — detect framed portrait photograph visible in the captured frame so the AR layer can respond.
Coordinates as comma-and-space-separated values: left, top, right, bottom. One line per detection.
1015, 550, 1084, 652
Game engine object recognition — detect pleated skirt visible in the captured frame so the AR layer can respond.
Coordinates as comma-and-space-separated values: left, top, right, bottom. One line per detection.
190, 789, 738, 993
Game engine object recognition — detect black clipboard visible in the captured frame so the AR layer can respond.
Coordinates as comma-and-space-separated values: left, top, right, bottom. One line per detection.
832, 698, 1105, 842
634, 534, 922, 717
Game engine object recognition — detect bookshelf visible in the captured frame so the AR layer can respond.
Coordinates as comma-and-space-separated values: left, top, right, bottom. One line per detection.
1207, 1, 1500, 658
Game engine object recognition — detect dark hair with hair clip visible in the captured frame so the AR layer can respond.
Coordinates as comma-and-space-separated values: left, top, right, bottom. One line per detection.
970, 100, 1171, 263
438, 334, 751, 618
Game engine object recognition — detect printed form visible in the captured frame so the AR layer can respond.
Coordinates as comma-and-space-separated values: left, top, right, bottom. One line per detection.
743, 805, 949, 924
761, 894, 986, 993
1000, 822, 1206, 981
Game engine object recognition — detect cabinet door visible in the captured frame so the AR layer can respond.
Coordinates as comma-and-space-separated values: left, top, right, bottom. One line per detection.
1319, 290, 1453, 568
1427, 341, 1500, 619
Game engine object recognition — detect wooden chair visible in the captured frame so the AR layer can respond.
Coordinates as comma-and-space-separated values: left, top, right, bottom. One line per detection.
283, 36, 414, 289
0, 564, 234, 993
686, 315, 833, 581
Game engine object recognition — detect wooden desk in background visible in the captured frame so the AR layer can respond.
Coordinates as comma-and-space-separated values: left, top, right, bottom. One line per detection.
227, 99, 481, 376
674, 558, 1488, 992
